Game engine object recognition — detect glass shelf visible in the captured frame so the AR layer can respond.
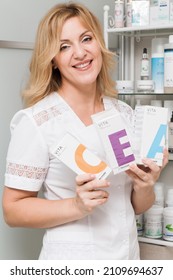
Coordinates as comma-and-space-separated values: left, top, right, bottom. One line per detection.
138, 236, 173, 247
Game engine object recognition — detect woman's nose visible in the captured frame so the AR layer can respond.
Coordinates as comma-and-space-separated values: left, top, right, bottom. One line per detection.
73, 44, 86, 59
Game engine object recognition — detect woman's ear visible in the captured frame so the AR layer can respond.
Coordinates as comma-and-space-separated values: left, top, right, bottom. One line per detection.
52, 60, 58, 69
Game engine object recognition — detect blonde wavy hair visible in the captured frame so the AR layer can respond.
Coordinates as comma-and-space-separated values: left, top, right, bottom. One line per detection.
22, 2, 117, 107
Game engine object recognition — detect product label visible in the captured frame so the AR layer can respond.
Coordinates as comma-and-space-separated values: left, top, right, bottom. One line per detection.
164, 49, 173, 87
141, 59, 149, 77
151, 57, 164, 93
144, 219, 162, 238
114, 3, 124, 27
163, 218, 173, 241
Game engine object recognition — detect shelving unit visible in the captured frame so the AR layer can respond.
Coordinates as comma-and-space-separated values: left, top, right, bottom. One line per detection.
103, 5, 173, 81
103, 4, 173, 249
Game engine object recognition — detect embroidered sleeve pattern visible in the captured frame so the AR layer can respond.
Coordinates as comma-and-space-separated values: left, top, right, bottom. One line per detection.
107, 97, 133, 123
6, 162, 48, 180
33, 104, 68, 126
118, 102, 133, 123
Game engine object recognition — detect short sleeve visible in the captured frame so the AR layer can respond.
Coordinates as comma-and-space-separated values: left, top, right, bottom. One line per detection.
4, 110, 49, 191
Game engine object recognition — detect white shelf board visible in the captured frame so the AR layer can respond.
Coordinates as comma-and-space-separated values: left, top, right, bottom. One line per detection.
138, 236, 173, 247
107, 24, 173, 33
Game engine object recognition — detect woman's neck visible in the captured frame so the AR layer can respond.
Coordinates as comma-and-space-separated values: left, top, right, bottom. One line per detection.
58, 84, 104, 126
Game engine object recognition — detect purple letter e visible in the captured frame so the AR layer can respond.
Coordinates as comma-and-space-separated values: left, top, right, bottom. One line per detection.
108, 129, 135, 166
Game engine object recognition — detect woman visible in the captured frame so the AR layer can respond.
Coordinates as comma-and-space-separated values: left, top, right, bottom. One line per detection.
2, 2, 168, 260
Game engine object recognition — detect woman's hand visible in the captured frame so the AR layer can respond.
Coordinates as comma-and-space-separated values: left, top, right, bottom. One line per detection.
126, 148, 169, 214
74, 173, 110, 216
126, 148, 169, 192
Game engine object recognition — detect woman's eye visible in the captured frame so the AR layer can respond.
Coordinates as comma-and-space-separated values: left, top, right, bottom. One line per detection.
60, 44, 70, 51
82, 36, 92, 43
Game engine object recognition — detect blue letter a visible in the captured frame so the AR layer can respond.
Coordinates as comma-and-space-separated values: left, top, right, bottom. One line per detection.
147, 124, 167, 158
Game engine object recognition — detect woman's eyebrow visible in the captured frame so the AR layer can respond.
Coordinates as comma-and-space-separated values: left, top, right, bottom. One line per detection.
60, 30, 91, 42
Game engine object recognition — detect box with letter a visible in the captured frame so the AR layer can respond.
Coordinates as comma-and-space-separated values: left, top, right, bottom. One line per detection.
133, 105, 168, 166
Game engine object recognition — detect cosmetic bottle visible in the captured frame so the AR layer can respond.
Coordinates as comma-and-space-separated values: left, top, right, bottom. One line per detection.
141, 48, 149, 80
114, 0, 124, 28
164, 35, 173, 93
151, 37, 168, 93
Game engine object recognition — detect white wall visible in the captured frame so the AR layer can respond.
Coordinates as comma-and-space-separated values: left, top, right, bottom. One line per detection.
0, 0, 115, 260
0, 0, 115, 46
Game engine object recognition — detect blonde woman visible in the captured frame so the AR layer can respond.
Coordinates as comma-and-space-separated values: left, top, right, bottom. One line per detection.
3, 2, 168, 260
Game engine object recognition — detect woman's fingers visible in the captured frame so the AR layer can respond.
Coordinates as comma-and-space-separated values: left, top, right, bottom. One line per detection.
75, 173, 110, 214
76, 173, 96, 186
162, 147, 169, 168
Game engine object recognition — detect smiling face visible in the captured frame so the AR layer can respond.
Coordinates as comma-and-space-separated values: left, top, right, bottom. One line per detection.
53, 16, 103, 91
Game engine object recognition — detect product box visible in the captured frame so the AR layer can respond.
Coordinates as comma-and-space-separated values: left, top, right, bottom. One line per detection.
150, 0, 170, 25
91, 108, 136, 174
170, 0, 173, 23
131, 0, 150, 26
133, 105, 168, 166
51, 133, 111, 179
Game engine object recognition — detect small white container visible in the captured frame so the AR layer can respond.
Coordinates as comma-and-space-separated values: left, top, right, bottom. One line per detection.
165, 188, 173, 207
154, 182, 164, 207
116, 80, 134, 94
144, 205, 163, 238
150, 100, 162, 107
163, 207, 173, 241
136, 80, 154, 93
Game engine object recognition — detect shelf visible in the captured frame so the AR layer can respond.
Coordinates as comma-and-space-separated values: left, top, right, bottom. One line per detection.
103, 5, 173, 38
118, 93, 173, 96
138, 236, 173, 247
106, 25, 173, 37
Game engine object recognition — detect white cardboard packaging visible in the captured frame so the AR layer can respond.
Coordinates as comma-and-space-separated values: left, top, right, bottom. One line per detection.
170, 0, 173, 23
150, 0, 170, 25
91, 109, 136, 174
132, 0, 150, 26
133, 105, 168, 166
51, 133, 111, 179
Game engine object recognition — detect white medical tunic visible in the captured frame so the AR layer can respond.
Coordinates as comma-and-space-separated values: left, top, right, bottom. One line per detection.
5, 92, 140, 260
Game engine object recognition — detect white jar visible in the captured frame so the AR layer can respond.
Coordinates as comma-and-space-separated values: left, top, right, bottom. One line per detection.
136, 80, 154, 93
116, 80, 134, 93
165, 189, 173, 207
163, 207, 173, 241
144, 205, 163, 238
150, 100, 162, 107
